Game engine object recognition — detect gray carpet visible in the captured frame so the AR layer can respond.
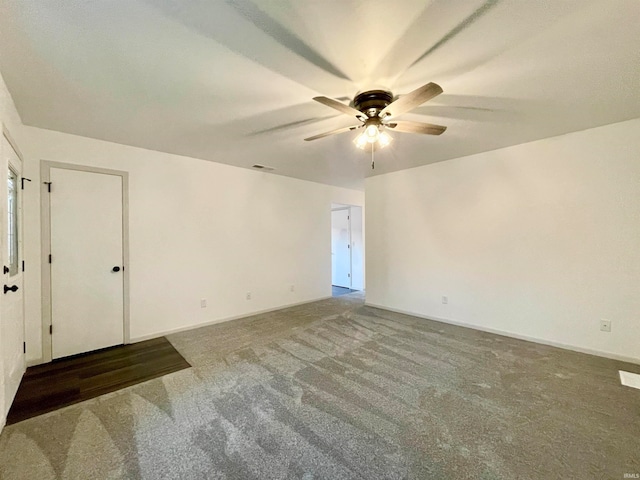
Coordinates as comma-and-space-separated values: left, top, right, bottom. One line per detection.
1, 292, 639, 479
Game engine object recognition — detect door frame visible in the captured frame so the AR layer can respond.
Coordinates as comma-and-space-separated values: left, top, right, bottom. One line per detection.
40, 161, 130, 363
331, 206, 352, 288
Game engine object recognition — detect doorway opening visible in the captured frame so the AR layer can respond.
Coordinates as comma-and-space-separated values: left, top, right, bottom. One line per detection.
331, 203, 363, 297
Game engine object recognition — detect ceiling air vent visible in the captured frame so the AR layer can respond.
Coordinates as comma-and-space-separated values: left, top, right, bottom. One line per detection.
252, 164, 275, 171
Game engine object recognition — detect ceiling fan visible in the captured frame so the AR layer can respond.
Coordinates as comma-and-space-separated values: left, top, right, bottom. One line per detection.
304, 82, 447, 151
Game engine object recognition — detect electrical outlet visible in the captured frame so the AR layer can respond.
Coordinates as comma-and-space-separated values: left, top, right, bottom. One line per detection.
246, 292, 252, 300
200, 299, 207, 308
290, 284, 295, 292
600, 319, 611, 332
442, 296, 448, 305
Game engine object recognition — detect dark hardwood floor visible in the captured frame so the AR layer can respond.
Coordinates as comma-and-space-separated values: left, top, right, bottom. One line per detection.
6, 337, 191, 425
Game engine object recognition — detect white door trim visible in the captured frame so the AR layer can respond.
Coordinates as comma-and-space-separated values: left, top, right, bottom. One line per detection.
40, 160, 130, 363
2, 127, 24, 165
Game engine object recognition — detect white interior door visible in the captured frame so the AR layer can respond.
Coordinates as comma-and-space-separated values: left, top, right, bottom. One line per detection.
50, 167, 124, 359
331, 208, 351, 288
1, 133, 25, 418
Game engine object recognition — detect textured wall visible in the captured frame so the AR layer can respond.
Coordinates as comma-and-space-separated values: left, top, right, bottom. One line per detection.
366, 118, 640, 363
21, 126, 363, 365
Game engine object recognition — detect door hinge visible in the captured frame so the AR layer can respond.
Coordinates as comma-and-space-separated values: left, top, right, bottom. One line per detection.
22, 260, 25, 272
347, 244, 350, 248
44, 181, 52, 193
348, 273, 351, 277
49, 254, 52, 264
49, 325, 52, 335
23, 342, 26, 354
21, 178, 31, 190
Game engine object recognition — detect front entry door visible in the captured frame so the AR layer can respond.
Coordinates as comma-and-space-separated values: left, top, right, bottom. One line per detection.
49, 167, 124, 359
1, 131, 25, 418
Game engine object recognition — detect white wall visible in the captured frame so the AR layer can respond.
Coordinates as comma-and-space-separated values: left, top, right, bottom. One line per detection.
366, 118, 640, 363
0, 71, 26, 428
21, 126, 363, 365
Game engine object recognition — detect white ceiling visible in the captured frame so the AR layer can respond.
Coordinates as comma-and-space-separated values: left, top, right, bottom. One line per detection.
1, 0, 639, 190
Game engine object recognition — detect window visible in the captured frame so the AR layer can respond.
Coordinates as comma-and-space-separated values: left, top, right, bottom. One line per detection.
8, 167, 18, 276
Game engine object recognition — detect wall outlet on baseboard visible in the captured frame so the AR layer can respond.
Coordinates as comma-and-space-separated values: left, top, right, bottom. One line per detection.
200, 299, 207, 308
246, 292, 252, 300
600, 319, 611, 332
442, 296, 448, 305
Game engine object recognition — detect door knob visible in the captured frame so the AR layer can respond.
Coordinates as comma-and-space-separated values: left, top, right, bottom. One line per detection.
4, 285, 18, 294
112, 266, 121, 272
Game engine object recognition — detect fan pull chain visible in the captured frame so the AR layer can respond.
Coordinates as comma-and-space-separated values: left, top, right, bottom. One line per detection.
371, 146, 375, 170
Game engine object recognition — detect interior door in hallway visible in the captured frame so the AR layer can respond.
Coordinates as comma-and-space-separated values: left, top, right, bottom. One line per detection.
331, 208, 351, 288
49, 167, 124, 359
1, 132, 25, 418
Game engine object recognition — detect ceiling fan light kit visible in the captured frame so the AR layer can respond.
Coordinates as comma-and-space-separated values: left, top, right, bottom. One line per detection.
305, 82, 447, 167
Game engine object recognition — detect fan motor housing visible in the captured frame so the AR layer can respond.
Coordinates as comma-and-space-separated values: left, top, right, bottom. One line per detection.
353, 90, 393, 116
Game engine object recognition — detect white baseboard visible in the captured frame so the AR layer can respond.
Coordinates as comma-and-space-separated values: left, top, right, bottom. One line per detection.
130, 296, 332, 343
26, 358, 44, 368
364, 302, 640, 366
